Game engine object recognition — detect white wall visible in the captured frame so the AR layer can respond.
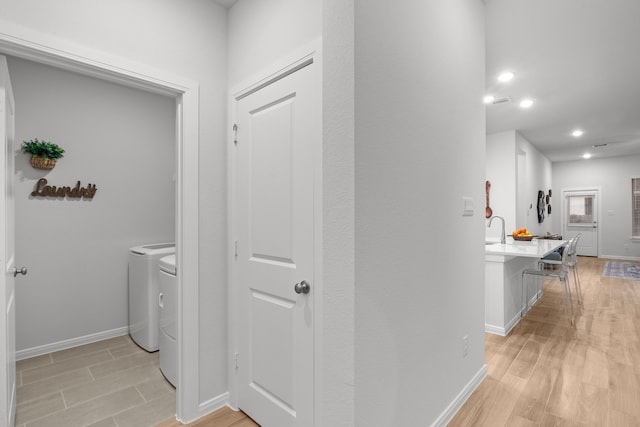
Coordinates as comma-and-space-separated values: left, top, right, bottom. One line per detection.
515, 132, 554, 236
354, 1, 486, 425
9, 56, 175, 352
486, 130, 553, 239
322, 1, 355, 425
553, 155, 640, 260
227, 0, 321, 88
486, 130, 517, 237
1, 0, 228, 404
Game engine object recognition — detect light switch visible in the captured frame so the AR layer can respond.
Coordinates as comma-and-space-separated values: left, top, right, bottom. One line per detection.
462, 197, 474, 216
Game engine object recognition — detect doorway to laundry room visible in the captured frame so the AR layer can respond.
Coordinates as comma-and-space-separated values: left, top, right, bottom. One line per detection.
7, 55, 178, 425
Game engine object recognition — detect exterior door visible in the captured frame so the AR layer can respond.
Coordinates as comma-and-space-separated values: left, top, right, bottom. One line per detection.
235, 57, 319, 427
0, 55, 17, 427
563, 190, 598, 256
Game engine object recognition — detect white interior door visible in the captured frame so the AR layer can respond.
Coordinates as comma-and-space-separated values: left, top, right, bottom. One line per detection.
0, 55, 17, 427
235, 57, 319, 427
563, 189, 598, 256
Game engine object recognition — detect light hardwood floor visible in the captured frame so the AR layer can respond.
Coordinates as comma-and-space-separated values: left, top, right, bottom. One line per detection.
450, 256, 640, 426
16, 335, 176, 427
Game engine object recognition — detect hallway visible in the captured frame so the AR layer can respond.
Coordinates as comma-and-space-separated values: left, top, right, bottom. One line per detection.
450, 257, 640, 426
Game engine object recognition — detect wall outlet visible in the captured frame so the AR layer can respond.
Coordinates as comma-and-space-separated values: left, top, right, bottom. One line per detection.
462, 335, 469, 357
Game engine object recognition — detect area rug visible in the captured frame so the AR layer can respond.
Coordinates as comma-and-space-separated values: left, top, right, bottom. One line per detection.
602, 261, 640, 280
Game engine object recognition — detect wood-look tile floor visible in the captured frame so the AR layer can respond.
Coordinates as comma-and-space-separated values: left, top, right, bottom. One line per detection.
450, 256, 640, 426
16, 335, 176, 427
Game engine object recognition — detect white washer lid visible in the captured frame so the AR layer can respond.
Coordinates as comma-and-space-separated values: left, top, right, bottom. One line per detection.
159, 254, 176, 275
130, 243, 175, 256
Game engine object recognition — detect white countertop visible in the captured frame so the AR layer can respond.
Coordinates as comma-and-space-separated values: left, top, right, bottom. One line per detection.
485, 238, 567, 258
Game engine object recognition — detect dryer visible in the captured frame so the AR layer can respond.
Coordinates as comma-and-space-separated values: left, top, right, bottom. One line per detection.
128, 243, 175, 351
158, 254, 177, 386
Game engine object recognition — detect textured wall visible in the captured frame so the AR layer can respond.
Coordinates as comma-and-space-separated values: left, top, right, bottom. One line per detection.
354, 0, 487, 424
322, 0, 355, 425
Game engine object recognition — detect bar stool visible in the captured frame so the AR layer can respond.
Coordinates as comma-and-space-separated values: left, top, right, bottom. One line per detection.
522, 240, 575, 325
539, 234, 582, 305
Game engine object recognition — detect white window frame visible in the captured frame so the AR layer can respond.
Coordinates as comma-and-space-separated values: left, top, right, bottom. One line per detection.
566, 192, 596, 228
632, 178, 640, 239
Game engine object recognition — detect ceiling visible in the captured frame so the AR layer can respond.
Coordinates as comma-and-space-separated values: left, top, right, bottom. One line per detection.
485, 0, 640, 162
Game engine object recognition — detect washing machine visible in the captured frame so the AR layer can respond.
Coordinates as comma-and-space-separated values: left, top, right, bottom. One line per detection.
158, 254, 177, 387
128, 243, 175, 352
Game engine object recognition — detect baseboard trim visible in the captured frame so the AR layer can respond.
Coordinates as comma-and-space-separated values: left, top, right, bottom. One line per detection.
484, 322, 508, 336
431, 364, 488, 427
504, 312, 521, 336
486, 312, 522, 336
601, 255, 640, 262
174, 392, 229, 424
16, 326, 129, 361
199, 392, 229, 414
486, 289, 543, 336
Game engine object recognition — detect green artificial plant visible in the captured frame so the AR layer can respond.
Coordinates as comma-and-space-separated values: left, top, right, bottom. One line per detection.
21, 138, 65, 160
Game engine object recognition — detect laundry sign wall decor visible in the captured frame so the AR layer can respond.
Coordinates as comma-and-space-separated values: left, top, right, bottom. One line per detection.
31, 178, 98, 199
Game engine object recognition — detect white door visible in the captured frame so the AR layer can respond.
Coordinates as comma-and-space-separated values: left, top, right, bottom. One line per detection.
235, 58, 319, 427
0, 55, 17, 427
563, 190, 598, 256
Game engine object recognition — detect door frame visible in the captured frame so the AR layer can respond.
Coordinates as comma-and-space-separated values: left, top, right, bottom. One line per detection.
228, 40, 323, 425
561, 187, 601, 257
0, 26, 203, 422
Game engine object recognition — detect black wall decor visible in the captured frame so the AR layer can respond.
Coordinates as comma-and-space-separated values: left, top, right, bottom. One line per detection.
537, 190, 545, 223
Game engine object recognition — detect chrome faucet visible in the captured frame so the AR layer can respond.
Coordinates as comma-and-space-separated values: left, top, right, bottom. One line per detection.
487, 215, 506, 244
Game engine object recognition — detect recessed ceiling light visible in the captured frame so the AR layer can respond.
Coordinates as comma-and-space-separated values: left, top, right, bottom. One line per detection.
519, 98, 534, 108
583, 153, 592, 159
483, 95, 495, 104
497, 71, 515, 83
572, 129, 584, 137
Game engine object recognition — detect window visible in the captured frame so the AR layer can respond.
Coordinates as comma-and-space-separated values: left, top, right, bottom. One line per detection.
567, 194, 594, 226
633, 178, 640, 237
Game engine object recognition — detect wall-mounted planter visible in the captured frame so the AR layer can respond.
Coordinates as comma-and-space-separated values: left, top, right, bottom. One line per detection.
21, 139, 65, 171
30, 156, 57, 170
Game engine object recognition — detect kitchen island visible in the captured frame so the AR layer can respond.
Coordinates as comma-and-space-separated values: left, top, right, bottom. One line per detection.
485, 238, 566, 335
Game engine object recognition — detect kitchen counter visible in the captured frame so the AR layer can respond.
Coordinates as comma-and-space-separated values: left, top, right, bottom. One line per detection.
484, 238, 566, 336
485, 238, 567, 259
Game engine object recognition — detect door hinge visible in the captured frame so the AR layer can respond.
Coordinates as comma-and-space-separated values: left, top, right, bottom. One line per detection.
234, 240, 238, 259
234, 352, 239, 370
233, 124, 238, 145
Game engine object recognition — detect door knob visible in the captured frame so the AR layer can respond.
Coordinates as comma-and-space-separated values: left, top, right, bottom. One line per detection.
294, 280, 310, 295
13, 267, 27, 277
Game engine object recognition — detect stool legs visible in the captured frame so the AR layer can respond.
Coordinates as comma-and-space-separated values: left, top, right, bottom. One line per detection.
572, 263, 583, 305
561, 274, 575, 325
521, 269, 575, 326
